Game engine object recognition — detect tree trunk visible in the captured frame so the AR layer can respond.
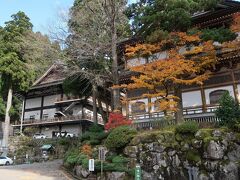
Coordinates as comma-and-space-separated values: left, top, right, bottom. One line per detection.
174, 85, 184, 124
111, 12, 121, 111
97, 97, 107, 124
2, 84, 13, 152
92, 85, 98, 123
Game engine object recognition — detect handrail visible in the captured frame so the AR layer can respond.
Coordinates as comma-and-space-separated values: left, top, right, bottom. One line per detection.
16, 114, 103, 125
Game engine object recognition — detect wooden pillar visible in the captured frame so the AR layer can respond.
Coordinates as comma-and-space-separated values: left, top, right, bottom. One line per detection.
200, 85, 207, 113
148, 97, 151, 117
231, 70, 239, 102
40, 96, 44, 120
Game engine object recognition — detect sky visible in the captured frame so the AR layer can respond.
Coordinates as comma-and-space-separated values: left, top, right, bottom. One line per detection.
0, 0, 135, 35
0, 0, 74, 35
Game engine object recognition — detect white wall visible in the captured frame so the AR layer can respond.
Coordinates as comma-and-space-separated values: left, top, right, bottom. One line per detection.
41, 126, 59, 138
25, 97, 42, 109
182, 91, 202, 108
42, 108, 56, 119
236, 84, 240, 101
61, 124, 81, 136
43, 94, 61, 106
24, 110, 41, 120
204, 85, 234, 105
72, 105, 82, 115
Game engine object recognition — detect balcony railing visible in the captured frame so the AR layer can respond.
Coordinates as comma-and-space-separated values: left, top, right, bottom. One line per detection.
14, 114, 103, 126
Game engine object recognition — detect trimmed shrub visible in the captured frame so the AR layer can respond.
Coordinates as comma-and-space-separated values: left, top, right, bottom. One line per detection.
175, 121, 199, 135
105, 126, 137, 150
215, 92, 240, 128
80, 123, 108, 145
112, 155, 129, 163
89, 123, 104, 132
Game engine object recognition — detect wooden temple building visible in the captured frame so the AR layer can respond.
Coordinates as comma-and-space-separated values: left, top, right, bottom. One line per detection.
8, 1, 240, 137
119, 0, 240, 124
12, 62, 105, 138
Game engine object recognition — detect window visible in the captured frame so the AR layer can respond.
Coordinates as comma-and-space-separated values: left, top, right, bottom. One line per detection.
154, 99, 162, 112
209, 90, 228, 104
29, 115, 35, 120
131, 101, 146, 114
43, 114, 49, 120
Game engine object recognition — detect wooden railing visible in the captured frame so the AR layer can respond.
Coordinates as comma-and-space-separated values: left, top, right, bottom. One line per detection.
15, 114, 103, 126
185, 116, 220, 124
131, 118, 176, 130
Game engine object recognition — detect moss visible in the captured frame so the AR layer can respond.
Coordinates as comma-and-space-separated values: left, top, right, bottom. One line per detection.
203, 136, 220, 150
195, 129, 213, 140
130, 132, 157, 145
175, 133, 183, 141
186, 149, 201, 164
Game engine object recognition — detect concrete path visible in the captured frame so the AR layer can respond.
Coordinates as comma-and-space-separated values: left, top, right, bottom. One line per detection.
0, 160, 70, 180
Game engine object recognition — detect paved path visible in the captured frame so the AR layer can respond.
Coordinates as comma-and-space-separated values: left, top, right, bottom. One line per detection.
0, 160, 70, 180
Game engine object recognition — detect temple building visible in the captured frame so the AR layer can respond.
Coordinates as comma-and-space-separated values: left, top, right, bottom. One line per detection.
119, 0, 240, 123
12, 62, 105, 138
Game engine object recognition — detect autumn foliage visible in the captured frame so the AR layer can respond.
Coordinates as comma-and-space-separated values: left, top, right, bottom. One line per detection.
120, 32, 217, 114
105, 112, 132, 130
81, 144, 92, 157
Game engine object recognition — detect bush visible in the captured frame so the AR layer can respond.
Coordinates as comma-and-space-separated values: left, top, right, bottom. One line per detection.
80, 124, 108, 145
215, 92, 240, 128
105, 126, 137, 150
89, 123, 104, 132
105, 112, 132, 130
112, 155, 129, 163
175, 121, 199, 135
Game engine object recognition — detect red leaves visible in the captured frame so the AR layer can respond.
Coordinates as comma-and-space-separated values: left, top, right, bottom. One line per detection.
105, 112, 132, 130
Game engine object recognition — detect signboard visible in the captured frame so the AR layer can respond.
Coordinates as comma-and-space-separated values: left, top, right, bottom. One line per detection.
135, 165, 141, 180
89, 159, 94, 171
98, 147, 105, 161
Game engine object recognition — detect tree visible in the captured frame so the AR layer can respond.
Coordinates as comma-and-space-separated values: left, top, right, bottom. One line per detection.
66, 0, 129, 115
215, 92, 240, 128
119, 32, 217, 123
0, 11, 34, 150
22, 31, 62, 78
105, 111, 132, 130
126, 0, 221, 38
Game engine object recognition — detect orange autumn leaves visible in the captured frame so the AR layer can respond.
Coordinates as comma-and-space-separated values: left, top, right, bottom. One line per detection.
121, 32, 217, 113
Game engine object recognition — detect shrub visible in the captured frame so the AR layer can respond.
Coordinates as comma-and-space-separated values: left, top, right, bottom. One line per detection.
215, 92, 240, 128
105, 126, 137, 150
105, 112, 132, 130
112, 155, 129, 163
89, 123, 104, 132
80, 124, 108, 145
81, 144, 92, 157
175, 121, 199, 135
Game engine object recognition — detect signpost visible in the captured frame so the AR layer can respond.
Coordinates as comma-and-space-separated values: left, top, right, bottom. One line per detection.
135, 165, 141, 180
89, 159, 94, 172
99, 147, 105, 180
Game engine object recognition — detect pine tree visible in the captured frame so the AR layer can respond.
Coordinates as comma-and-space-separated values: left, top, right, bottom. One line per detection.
0, 11, 34, 151
215, 92, 240, 128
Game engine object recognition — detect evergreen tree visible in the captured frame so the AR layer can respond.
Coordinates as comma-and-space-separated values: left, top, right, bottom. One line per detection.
0, 11, 34, 150
126, 0, 221, 38
215, 92, 240, 128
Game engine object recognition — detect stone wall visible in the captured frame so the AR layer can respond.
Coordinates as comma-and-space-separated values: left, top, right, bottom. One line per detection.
124, 129, 240, 180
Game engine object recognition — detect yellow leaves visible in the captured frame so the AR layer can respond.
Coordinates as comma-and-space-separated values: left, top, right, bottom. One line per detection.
125, 43, 161, 58
231, 12, 240, 33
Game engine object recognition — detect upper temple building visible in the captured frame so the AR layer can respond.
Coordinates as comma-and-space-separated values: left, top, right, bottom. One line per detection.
118, 0, 240, 125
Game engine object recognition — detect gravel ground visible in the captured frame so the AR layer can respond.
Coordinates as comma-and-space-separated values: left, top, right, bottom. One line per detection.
0, 159, 70, 180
